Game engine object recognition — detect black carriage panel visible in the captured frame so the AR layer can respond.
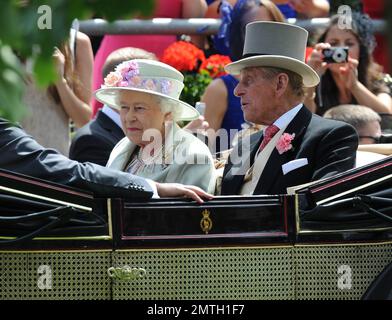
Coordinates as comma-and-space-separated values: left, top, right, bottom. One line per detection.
0, 169, 112, 250
111, 195, 296, 248
295, 156, 392, 243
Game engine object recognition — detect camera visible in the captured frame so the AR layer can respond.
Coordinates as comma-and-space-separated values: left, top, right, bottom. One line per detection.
322, 47, 349, 64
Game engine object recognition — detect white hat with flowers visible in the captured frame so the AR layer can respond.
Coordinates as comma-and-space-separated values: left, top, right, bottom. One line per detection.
95, 59, 199, 121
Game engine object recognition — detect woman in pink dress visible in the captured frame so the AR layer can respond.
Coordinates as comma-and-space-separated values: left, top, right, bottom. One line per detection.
92, 0, 207, 116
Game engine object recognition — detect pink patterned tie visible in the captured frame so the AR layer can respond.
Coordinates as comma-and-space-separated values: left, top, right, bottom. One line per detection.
258, 124, 280, 152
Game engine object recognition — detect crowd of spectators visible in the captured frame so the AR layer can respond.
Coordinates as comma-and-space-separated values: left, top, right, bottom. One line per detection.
12, 0, 392, 198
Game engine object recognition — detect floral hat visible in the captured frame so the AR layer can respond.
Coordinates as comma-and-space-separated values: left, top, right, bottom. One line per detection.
94, 59, 199, 121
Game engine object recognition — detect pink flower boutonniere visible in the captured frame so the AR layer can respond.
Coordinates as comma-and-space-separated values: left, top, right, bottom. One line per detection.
276, 133, 295, 155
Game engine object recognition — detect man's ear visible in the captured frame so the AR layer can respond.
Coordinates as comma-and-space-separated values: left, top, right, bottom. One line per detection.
275, 73, 289, 97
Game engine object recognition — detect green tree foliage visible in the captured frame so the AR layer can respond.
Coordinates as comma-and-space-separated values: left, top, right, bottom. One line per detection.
0, 0, 154, 121
181, 70, 212, 108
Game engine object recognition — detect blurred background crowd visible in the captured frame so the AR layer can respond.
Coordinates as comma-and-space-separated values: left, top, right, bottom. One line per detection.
17, 0, 392, 167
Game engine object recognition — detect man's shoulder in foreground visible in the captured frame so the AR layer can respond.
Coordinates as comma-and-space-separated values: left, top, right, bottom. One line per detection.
70, 111, 124, 165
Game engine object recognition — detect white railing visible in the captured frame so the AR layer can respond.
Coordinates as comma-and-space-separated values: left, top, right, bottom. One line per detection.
78, 18, 386, 36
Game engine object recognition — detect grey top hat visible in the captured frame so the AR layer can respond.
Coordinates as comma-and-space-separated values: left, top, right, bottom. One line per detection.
225, 21, 319, 87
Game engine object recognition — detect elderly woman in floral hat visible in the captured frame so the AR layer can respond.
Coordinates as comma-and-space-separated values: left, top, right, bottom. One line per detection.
95, 59, 216, 193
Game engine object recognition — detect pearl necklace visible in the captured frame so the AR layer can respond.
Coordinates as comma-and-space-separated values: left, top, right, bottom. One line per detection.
126, 144, 169, 174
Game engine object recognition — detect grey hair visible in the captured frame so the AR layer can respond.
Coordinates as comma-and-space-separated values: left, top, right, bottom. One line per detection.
258, 67, 305, 97
115, 93, 182, 121
155, 96, 182, 121
323, 104, 381, 131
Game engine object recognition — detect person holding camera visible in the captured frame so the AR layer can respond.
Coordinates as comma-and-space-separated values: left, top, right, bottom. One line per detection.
305, 12, 392, 116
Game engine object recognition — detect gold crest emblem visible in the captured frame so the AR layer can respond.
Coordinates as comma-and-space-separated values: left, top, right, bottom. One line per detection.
200, 209, 212, 234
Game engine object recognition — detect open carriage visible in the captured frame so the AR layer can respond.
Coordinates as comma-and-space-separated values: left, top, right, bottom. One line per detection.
0, 156, 391, 300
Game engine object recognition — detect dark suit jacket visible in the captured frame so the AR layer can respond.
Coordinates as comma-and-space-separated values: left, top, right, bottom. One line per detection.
69, 110, 125, 166
221, 106, 359, 195
0, 118, 152, 199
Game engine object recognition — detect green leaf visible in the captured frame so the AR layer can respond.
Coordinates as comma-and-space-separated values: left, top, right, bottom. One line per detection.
0, 44, 26, 122
87, 0, 155, 21
33, 54, 58, 87
0, 0, 155, 121
180, 72, 212, 106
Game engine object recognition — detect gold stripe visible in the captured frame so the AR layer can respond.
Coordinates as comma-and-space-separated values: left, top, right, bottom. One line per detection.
295, 179, 392, 234
298, 226, 392, 234
107, 199, 113, 239
0, 198, 113, 241
0, 249, 112, 253
114, 245, 294, 253
316, 174, 392, 205
295, 194, 300, 233
0, 185, 92, 212
0, 236, 111, 241
1, 242, 390, 253
115, 241, 392, 252
294, 240, 392, 248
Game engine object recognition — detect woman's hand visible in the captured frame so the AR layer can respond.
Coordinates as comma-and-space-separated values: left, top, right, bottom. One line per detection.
307, 43, 330, 77
155, 182, 214, 204
338, 57, 359, 91
53, 47, 65, 82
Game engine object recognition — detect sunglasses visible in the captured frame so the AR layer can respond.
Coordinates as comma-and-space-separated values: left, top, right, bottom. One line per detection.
359, 134, 392, 144
359, 135, 381, 144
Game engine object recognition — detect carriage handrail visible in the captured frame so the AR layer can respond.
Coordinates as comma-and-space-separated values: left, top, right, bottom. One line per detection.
78, 18, 387, 36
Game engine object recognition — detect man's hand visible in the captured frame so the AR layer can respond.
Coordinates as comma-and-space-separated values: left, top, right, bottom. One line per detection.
155, 182, 214, 204
184, 115, 209, 134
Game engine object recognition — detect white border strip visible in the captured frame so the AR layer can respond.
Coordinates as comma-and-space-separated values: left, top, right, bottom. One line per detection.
0, 185, 92, 212
316, 174, 392, 206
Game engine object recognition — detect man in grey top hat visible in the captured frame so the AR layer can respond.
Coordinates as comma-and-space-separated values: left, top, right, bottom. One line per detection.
220, 21, 358, 195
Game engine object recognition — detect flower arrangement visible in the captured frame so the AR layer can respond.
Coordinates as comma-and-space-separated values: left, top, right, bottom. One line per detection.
200, 54, 232, 78
161, 41, 206, 72
161, 41, 231, 106
103, 60, 140, 87
102, 60, 173, 95
276, 133, 295, 155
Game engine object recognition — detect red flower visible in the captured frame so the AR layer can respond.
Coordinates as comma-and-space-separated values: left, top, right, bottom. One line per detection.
305, 46, 314, 63
200, 54, 232, 78
161, 41, 205, 72
160, 41, 232, 105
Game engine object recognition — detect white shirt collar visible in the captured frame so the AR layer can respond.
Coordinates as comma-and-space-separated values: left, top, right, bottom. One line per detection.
101, 105, 122, 129
271, 103, 303, 131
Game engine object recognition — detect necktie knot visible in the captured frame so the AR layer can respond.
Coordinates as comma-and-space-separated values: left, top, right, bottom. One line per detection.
259, 124, 279, 152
